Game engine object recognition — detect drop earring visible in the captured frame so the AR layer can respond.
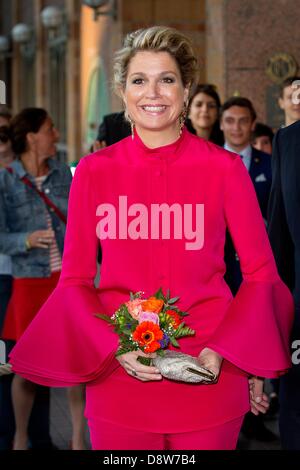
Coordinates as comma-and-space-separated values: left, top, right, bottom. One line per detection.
179, 102, 188, 136
128, 115, 135, 140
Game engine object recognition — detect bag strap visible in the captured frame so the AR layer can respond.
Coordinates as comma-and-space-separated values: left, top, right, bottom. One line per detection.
6, 167, 67, 224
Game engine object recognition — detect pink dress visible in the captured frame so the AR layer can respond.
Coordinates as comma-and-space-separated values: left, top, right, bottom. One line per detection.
10, 129, 294, 434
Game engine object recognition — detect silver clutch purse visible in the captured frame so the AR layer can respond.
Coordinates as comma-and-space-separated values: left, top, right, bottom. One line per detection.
153, 350, 216, 384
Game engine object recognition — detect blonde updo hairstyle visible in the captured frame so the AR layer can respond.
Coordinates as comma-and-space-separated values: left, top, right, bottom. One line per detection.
113, 26, 199, 98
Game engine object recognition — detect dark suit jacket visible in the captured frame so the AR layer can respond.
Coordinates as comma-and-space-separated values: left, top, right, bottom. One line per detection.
248, 147, 272, 219
96, 112, 131, 146
268, 120, 300, 308
225, 147, 272, 294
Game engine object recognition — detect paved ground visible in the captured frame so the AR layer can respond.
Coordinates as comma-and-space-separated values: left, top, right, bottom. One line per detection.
50, 387, 281, 450
50, 388, 91, 450
238, 417, 281, 450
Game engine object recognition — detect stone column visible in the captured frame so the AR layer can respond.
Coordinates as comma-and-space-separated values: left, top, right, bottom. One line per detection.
34, 0, 46, 108
205, 0, 226, 100
11, 0, 21, 114
66, 0, 81, 162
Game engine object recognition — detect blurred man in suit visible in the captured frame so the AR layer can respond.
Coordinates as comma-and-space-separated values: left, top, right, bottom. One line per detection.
268, 119, 300, 450
93, 111, 131, 151
221, 97, 272, 292
221, 97, 276, 442
251, 122, 274, 155
278, 76, 300, 127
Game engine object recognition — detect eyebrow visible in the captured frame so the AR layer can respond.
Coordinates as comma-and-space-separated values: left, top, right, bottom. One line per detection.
195, 99, 216, 104
128, 70, 178, 78
224, 116, 251, 120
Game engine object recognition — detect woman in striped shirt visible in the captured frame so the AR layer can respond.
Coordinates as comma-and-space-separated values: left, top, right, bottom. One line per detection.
0, 108, 85, 449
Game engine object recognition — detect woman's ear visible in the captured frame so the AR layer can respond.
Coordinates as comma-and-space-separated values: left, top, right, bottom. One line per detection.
118, 87, 126, 105
26, 132, 36, 149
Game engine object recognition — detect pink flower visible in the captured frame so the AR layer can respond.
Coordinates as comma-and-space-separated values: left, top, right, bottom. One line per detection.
138, 311, 159, 325
125, 299, 143, 320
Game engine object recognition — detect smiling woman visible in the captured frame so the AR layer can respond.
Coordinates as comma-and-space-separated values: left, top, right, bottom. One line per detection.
120, 50, 189, 146
113, 27, 198, 148
187, 84, 224, 146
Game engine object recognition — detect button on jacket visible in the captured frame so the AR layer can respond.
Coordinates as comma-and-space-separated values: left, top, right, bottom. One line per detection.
0, 158, 72, 278
10, 129, 293, 432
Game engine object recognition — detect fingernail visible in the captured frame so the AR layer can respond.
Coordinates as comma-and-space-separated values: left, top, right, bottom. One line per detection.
255, 396, 262, 403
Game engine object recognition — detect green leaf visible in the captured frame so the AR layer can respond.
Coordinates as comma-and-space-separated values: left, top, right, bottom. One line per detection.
170, 336, 180, 348
137, 356, 153, 366
166, 289, 170, 301
167, 296, 180, 305
180, 311, 189, 317
164, 305, 177, 311
154, 287, 165, 300
157, 349, 165, 357
94, 313, 114, 324
174, 326, 195, 339
121, 328, 132, 336
116, 347, 132, 356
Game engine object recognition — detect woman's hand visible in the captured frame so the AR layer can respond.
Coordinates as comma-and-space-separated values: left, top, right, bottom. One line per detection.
116, 350, 162, 382
197, 347, 223, 382
249, 376, 269, 415
26, 229, 55, 249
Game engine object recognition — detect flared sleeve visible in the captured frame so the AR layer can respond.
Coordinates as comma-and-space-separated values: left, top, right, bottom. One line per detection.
206, 156, 294, 378
9, 157, 119, 386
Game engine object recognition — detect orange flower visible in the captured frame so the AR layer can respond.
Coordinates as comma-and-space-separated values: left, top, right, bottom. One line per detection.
166, 310, 181, 329
133, 321, 163, 353
142, 297, 164, 313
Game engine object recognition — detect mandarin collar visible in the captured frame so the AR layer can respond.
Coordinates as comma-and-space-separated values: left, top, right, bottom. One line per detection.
131, 127, 189, 161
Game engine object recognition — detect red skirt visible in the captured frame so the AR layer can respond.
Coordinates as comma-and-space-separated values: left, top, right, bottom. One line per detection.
1, 272, 60, 341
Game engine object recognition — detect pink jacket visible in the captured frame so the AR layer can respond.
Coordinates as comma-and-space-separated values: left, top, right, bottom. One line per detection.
10, 129, 294, 432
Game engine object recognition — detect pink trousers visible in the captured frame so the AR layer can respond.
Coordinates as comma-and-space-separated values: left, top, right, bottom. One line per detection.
88, 415, 244, 450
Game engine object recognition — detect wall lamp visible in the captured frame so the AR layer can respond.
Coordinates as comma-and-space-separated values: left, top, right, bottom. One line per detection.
0, 36, 12, 60
82, 0, 118, 21
41, 6, 67, 49
11, 23, 35, 60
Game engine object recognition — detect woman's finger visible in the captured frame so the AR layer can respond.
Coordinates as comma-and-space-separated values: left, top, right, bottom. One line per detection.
132, 361, 160, 375
197, 360, 220, 378
250, 405, 259, 416
123, 358, 160, 375
250, 390, 269, 404
135, 372, 162, 381
37, 243, 50, 249
251, 403, 268, 414
250, 398, 269, 413
126, 367, 162, 381
134, 351, 157, 359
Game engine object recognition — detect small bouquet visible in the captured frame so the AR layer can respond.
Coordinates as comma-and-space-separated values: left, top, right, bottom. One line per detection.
96, 288, 194, 357
96, 288, 216, 383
